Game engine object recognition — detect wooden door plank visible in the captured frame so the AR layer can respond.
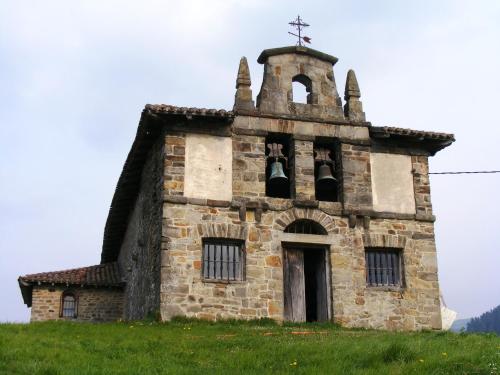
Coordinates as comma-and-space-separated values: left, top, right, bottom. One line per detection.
315, 250, 328, 322
284, 248, 306, 322
283, 250, 293, 321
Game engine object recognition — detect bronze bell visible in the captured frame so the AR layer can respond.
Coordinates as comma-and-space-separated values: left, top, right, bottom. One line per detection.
269, 161, 288, 183
316, 163, 337, 183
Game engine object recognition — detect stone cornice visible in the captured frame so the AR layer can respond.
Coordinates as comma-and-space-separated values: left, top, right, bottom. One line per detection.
257, 46, 339, 65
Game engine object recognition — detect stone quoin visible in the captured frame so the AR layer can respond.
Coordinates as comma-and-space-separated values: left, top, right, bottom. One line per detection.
18, 45, 454, 330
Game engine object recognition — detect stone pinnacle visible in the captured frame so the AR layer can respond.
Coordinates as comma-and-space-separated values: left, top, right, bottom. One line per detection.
236, 57, 251, 89
344, 69, 361, 99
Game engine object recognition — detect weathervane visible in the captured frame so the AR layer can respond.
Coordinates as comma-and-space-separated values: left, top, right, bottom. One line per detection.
288, 15, 311, 46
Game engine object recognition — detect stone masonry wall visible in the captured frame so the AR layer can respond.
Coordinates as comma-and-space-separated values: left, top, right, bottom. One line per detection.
160, 200, 441, 330
331, 218, 441, 330
232, 134, 266, 200
412, 155, 433, 219
164, 134, 185, 196
30, 286, 123, 322
117, 136, 163, 320
293, 139, 315, 201
159, 120, 442, 330
341, 143, 373, 212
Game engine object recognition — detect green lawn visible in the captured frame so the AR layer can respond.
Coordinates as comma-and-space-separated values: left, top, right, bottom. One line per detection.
0, 319, 498, 374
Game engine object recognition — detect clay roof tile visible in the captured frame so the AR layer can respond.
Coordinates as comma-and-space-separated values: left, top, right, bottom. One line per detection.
18, 262, 123, 287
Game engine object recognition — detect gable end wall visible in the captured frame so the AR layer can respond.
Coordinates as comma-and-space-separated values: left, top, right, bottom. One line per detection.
159, 122, 442, 330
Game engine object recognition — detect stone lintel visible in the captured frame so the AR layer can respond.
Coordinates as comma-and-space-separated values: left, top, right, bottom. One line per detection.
163, 194, 436, 223
234, 110, 372, 127
232, 127, 269, 137
164, 195, 188, 204
233, 115, 370, 143
186, 197, 207, 206
292, 134, 315, 141
343, 209, 436, 223
207, 199, 231, 208
164, 196, 233, 207
318, 201, 343, 216
362, 233, 407, 249
281, 232, 336, 246
293, 199, 319, 208
199, 223, 247, 240
415, 213, 436, 222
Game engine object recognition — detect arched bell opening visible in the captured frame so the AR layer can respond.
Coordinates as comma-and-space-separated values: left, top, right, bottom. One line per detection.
314, 145, 339, 202
265, 134, 291, 199
292, 74, 313, 104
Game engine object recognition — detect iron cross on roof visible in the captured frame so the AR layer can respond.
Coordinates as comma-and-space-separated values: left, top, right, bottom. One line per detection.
288, 15, 311, 46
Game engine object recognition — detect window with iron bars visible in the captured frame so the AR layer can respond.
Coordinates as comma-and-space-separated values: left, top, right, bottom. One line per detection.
365, 248, 403, 287
202, 240, 244, 281
61, 291, 77, 318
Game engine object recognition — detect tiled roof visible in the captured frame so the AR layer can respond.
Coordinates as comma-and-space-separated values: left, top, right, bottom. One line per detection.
370, 126, 455, 141
146, 104, 234, 118
19, 262, 123, 287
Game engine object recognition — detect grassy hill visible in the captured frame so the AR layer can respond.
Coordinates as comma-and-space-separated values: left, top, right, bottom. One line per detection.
0, 319, 498, 374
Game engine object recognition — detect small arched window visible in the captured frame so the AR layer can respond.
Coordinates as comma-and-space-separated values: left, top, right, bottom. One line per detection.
292, 74, 312, 104
285, 219, 327, 235
60, 291, 77, 318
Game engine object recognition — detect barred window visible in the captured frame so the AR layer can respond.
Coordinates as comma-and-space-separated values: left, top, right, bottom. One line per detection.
365, 248, 402, 287
61, 292, 77, 318
203, 240, 244, 281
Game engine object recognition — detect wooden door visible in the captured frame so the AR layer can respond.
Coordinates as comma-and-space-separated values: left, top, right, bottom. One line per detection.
283, 248, 306, 322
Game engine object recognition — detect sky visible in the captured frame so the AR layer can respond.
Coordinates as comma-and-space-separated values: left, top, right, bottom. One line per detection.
1, 0, 499, 322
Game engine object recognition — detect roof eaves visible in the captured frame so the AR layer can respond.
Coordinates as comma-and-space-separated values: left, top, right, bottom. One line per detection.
370, 126, 455, 155
18, 278, 33, 307
146, 104, 234, 119
370, 126, 455, 141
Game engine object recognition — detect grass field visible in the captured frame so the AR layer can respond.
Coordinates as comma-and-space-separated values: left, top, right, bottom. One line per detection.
0, 319, 498, 374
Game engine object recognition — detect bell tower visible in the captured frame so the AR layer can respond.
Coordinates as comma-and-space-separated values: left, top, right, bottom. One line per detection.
255, 46, 345, 122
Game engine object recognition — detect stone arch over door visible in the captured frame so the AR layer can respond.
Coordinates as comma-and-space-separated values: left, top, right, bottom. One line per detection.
285, 219, 327, 235
274, 208, 336, 233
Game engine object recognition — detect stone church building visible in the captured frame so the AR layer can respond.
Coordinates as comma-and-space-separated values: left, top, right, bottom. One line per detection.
19, 46, 454, 330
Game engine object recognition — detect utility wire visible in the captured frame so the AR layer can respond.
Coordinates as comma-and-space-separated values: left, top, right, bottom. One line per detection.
429, 170, 500, 175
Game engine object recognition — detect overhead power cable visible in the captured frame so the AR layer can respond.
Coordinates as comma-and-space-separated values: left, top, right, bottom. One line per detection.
429, 170, 500, 175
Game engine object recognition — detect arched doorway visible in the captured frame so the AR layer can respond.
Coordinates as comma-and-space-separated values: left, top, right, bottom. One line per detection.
283, 220, 330, 322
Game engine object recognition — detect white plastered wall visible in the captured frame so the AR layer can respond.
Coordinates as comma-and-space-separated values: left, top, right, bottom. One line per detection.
371, 153, 416, 214
184, 134, 232, 201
